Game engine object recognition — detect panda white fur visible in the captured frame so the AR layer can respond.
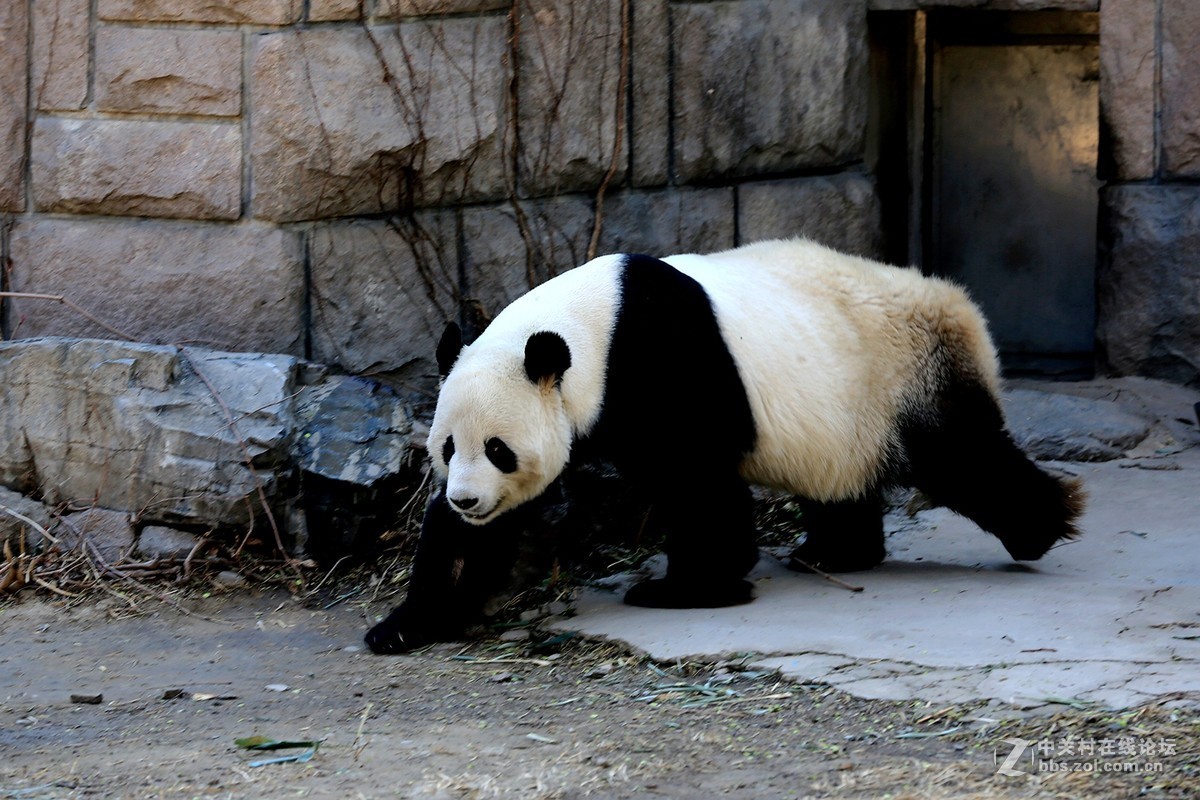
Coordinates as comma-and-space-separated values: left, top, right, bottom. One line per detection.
366, 239, 1084, 654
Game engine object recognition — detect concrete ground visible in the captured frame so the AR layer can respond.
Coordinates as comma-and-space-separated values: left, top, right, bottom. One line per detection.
557, 378, 1200, 710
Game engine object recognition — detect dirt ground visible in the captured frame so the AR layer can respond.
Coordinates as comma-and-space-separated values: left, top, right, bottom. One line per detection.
1, 588, 1197, 799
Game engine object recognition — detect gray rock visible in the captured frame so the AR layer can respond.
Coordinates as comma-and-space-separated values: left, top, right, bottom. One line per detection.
95, 28, 242, 118
52, 508, 136, 564
295, 376, 413, 486
1161, 0, 1200, 178
0, 338, 298, 527
1099, 0, 1155, 180
137, 526, 201, 560
1098, 185, 1200, 386
737, 173, 883, 257
0, 488, 52, 553
1003, 388, 1152, 462
98, 0, 301, 24
672, 0, 867, 182
0, 1, 26, 212
596, 187, 735, 257
32, 0, 88, 112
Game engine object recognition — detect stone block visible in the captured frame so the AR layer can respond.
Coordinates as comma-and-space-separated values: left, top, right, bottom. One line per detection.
1162, 0, 1200, 178
630, 0, 669, 187
1098, 186, 1200, 386
308, 213, 459, 383
517, 0, 627, 195
375, 0, 509, 18
672, 0, 867, 182
0, 338, 299, 527
460, 194, 594, 318
52, 508, 136, 564
250, 20, 508, 222
595, 187, 735, 257
0, 1, 26, 212
32, 0, 89, 111
31, 117, 241, 220
0, 488, 52, 553
137, 526, 200, 560
98, 0, 301, 24
869, 0, 1097, 7
7, 218, 305, 355
96, 28, 242, 117
309, 0, 364, 20
1100, 0, 1156, 180
737, 173, 883, 258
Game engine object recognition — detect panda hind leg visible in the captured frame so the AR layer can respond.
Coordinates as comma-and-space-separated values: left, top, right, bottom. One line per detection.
786, 495, 886, 574
905, 382, 1085, 561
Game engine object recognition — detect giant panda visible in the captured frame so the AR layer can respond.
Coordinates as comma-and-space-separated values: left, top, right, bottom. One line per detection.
365, 238, 1084, 654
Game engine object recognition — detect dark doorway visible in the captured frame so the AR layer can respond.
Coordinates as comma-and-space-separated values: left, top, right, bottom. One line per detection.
870, 11, 1100, 378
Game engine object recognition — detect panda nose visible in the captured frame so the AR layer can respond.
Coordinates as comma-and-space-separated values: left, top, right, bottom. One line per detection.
450, 496, 479, 511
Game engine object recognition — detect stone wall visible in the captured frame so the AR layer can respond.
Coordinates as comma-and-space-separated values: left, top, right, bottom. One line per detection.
4, 0, 1198, 389
1097, 0, 1200, 386
0, 0, 879, 392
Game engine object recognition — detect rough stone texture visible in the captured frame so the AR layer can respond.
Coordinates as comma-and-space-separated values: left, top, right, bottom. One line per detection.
868, 0, 1097, 8
308, 0, 364, 20
0, 488, 52, 552
96, 28, 242, 117
596, 187, 735, 257
460, 194, 594, 317
1098, 185, 1200, 387
7, 218, 305, 356
31, 118, 241, 220
672, 0, 867, 182
0, 1, 26, 212
98, 0, 301, 24
737, 173, 883, 258
250, 20, 508, 222
32, 0, 89, 111
376, 0, 509, 18
295, 376, 413, 487
136, 526, 201, 560
1099, 0, 1156, 180
0, 338, 298, 528
518, 0, 627, 195
630, 0, 669, 187
1161, 0, 1200, 178
1003, 388, 1151, 461
52, 508, 136, 564
308, 214, 459, 381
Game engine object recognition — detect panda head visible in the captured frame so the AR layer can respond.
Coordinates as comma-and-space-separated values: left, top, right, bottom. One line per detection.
428, 322, 573, 526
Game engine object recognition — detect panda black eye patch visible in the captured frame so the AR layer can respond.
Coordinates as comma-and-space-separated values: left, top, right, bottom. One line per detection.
485, 437, 518, 473
442, 436, 455, 465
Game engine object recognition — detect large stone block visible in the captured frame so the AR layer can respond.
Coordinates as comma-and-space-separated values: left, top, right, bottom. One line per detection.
376, 0, 509, 18
250, 20, 509, 222
672, 0, 867, 183
0, 1, 26, 212
1100, 0, 1156, 180
460, 194, 594, 317
32, 117, 241, 220
1162, 0, 1200, 178
868, 0, 1097, 8
308, 214, 459, 383
0, 338, 299, 526
98, 0, 301, 24
737, 173, 883, 258
1098, 186, 1200, 387
630, 0, 669, 187
517, 0, 628, 195
96, 28, 242, 117
32, 0, 89, 111
596, 187, 735, 256
309, 0, 364, 20
7, 219, 304, 355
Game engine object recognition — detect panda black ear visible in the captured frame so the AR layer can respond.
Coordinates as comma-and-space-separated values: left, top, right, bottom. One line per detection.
524, 331, 571, 388
436, 322, 463, 378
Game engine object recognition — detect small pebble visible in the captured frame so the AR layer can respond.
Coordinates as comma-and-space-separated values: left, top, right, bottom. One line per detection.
70, 693, 103, 705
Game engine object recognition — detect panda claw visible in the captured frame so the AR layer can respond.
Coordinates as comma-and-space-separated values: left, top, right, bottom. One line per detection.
624, 578, 754, 609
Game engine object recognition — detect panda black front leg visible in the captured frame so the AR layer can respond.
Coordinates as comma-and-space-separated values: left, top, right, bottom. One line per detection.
786, 495, 887, 574
623, 472, 759, 609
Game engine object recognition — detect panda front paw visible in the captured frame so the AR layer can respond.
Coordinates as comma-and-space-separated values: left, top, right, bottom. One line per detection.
364, 606, 450, 655
623, 578, 754, 609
